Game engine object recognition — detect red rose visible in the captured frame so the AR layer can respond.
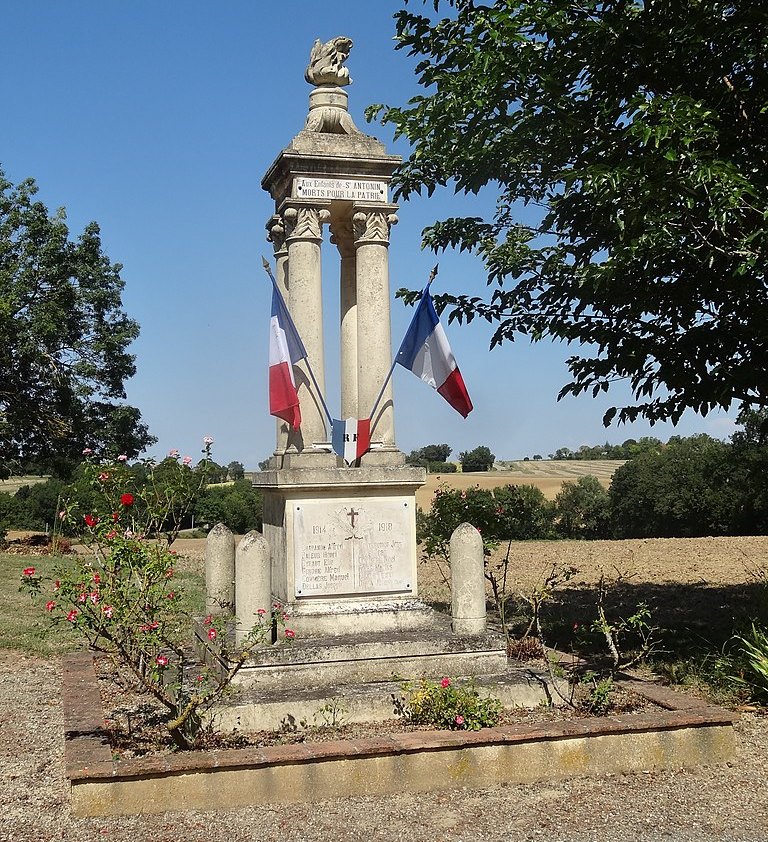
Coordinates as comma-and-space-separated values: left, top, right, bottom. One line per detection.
22, 567, 36, 577
120, 493, 134, 506
84, 514, 98, 528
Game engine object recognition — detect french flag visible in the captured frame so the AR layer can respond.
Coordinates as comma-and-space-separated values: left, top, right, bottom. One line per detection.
332, 418, 371, 465
396, 287, 473, 418
269, 280, 307, 430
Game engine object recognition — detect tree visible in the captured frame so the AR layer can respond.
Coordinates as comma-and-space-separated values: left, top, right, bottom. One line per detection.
227, 460, 245, 481
459, 445, 494, 472
0, 171, 154, 477
419, 443, 452, 463
194, 480, 263, 534
372, 1, 768, 426
608, 434, 735, 538
553, 475, 611, 539
406, 443, 455, 471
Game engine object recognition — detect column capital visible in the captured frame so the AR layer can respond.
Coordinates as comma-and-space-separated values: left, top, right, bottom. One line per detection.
265, 214, 288, 258
281, 200, 332, 243
329, 216, 355, 259
352, 205, 399, 247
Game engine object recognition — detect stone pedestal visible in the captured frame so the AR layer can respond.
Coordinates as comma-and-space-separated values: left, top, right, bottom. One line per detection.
254, 465, 429, 637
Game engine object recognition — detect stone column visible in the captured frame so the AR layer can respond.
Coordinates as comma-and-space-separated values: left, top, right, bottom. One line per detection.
235, 530, 272, 645
266, 215, 290, 455
283, 203, 331, 451
450, 522, 487, 636
353, 208, 398, 447
331, 216, 358, 419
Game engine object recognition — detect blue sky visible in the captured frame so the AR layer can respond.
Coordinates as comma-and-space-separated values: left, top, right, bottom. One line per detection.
1, 2, 736, 468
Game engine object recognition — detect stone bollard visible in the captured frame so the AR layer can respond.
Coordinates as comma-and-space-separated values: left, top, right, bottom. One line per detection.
235, 530, 272, 646
205, 522, 235, 615
450, 522, 487, 636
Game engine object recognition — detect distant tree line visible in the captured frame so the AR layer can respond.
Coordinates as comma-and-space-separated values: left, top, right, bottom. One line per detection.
0, 458, 260, 539
421, 411, 768, 541
547, 437, 664, 461
405, 444, 495, 473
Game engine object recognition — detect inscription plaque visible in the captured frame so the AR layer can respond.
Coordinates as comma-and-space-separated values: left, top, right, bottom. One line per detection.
293, 498, 412, 597
294, 177, 387, 202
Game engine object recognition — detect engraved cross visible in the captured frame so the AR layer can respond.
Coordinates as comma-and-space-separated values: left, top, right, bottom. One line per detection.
346, 507, 360, 528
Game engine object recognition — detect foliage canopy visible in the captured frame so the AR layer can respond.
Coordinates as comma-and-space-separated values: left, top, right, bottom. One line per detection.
0, 171, 154, 477
372, 0, 768, 425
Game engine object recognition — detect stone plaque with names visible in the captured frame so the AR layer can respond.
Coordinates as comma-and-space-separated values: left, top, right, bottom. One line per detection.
294, 177, 388, 202
293, 498, 412, 597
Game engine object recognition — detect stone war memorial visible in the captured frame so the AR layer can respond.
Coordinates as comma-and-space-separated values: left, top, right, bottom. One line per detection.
63, 38, 738, 817
207, 34, 516, 708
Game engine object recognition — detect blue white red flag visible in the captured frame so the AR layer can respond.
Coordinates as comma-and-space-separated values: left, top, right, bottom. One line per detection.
269, 281, 307, 430
395, 287, 473, 418
331, 418, 371, 465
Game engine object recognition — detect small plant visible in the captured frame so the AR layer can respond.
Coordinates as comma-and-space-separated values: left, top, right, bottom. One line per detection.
737, 623, 768, 701
312, 697, 349, 728
396, 676, 502, 731
591, 572, 660, 670
578, 671, 615, 715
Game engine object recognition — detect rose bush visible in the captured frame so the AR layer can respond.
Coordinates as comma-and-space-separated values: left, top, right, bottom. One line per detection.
22, 437, 293, 749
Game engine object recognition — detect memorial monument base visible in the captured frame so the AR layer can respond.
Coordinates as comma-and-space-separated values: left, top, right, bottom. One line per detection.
253, 463, 428, 638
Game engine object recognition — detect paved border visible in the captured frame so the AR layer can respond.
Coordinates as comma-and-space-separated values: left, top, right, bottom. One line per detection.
63, 652, 737, 817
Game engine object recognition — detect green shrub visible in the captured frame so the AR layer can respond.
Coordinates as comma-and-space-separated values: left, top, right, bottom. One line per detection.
397, 676, 502, 730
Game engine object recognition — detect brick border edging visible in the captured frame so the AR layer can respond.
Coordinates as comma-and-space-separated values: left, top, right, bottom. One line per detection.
62, 651, 738, 784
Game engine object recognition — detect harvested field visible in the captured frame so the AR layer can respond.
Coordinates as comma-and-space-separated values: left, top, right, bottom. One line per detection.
415, 460, 623, 508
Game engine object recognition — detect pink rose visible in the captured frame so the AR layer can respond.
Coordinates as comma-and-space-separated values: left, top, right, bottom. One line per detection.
454, 715, 465, 726
22, 567, 35, 577
203, 435, 214, 445
168, 449, 180, 458
117, 454, 128, 462
156, 655, 169, 668
182, 455, 192, 466
440, 677, 451, 688
66, 609, 78, 623
285, 629, 296, 640
45, 601, 56, 612
82, 448, 93, 456
207, 628, 217, 641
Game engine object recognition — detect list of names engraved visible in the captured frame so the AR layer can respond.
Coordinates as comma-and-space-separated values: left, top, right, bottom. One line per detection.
294, 177, 387, 202
293, 499, 412, 597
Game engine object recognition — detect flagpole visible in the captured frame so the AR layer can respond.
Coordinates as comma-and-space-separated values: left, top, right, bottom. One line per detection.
261, 257, 333, 426
368, 265, 438, 424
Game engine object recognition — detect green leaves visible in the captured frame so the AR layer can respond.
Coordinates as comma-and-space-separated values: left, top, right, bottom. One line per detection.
373, 0, 768, 424
0, 170, 154, 478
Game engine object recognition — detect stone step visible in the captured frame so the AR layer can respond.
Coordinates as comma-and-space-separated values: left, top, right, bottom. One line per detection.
215, 669, 564, 732
231, 628, 509, 689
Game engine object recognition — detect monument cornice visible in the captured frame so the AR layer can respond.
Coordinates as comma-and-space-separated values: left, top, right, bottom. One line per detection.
262, 149, 401, 203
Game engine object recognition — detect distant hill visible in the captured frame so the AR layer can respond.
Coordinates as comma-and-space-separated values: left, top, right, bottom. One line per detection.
493, 459, 625, 480
0, 475, 49, 495
416, 460, 625, 509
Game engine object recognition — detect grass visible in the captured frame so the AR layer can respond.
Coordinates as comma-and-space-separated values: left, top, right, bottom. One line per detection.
0, 552, 80, 655
0, 549, 206, 657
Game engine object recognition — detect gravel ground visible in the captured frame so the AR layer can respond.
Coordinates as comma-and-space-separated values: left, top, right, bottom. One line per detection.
1, 650, 767, 842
